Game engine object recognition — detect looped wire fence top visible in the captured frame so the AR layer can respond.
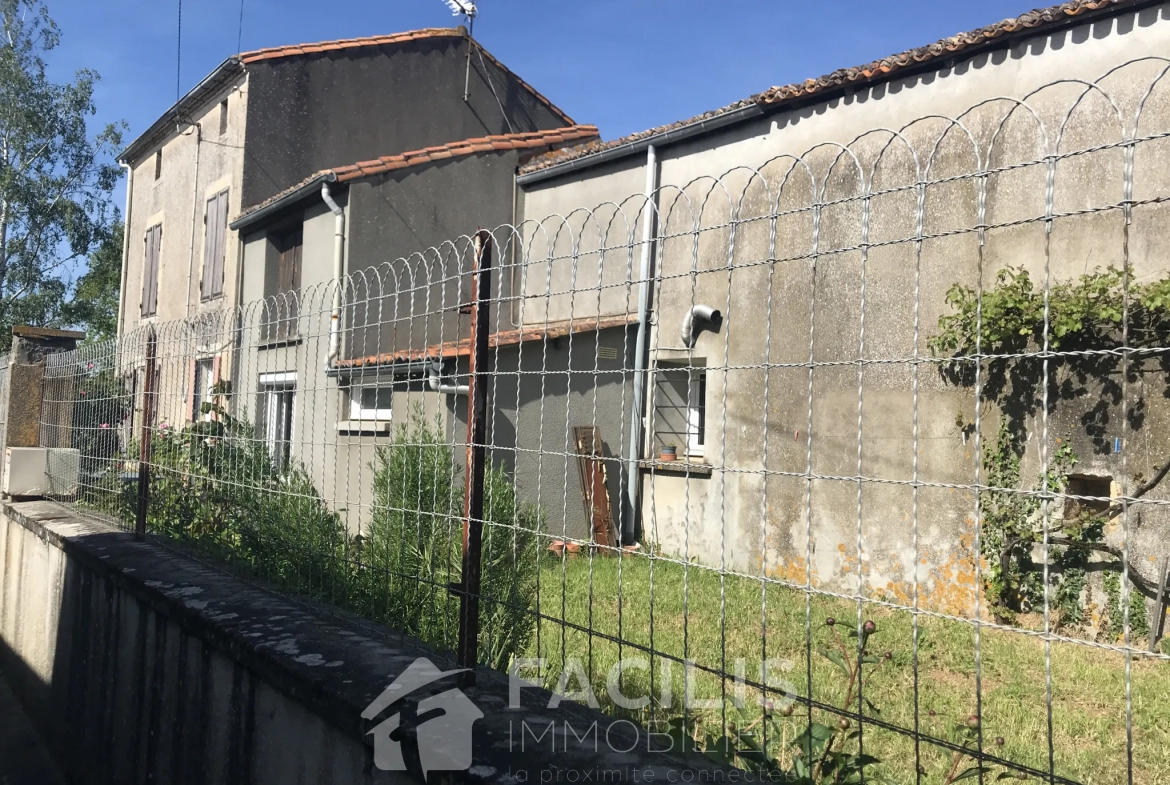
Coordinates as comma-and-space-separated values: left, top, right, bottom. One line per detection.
37, 58, 1170, 784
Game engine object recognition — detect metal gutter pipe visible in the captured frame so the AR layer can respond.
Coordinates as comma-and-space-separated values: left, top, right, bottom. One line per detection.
116, 162, 134, 336
183, 122, 203, 319
322, 182, 346, 370
516, 104, 762, 187
428, 359, 469, 395
623, 143, 658, 545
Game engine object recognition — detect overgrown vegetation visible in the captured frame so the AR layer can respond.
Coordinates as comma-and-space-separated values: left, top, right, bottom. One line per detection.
931, 265, 1170, 630
81, 400, 542, 671
360, 407, 542, 671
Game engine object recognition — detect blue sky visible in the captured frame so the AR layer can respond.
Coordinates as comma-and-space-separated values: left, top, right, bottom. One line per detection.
49, 0, 1036, 206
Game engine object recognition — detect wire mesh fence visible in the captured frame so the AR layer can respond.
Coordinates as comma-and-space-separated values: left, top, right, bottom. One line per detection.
34, 63, 1170, 784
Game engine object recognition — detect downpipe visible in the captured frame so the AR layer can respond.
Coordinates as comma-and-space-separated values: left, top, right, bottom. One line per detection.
624, 144, 658, 546
322, 181, 345, 370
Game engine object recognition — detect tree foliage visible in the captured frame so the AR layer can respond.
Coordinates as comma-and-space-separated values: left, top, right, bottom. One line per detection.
64, 217, 121, 341
0, 0, 124, 348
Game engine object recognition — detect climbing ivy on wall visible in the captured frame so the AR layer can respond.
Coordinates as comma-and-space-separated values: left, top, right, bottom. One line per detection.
932, 264, 1170, 627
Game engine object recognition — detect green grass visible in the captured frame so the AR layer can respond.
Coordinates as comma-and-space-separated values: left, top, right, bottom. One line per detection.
529, 553, 1170, 785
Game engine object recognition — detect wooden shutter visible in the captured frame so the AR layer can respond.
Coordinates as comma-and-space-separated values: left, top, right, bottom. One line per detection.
201, 190, 229, 300
141, 224, 162, 317
276, 231, 302, 339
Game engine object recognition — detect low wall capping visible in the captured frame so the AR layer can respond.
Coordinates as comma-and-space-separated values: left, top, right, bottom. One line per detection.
1, 501, 725, 784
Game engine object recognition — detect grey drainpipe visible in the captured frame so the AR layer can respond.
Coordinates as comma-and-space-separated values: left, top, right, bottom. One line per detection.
183, 122, 203, 319
322, 181, 345, 370
623, 144, 658, 545
116, 162, 134, 335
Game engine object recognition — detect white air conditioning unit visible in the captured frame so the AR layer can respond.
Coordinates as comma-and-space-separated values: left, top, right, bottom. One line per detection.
4, 447, 80, 497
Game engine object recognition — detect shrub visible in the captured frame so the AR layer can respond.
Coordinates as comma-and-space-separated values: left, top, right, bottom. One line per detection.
90, 382, 349, 600
363, 406, 542, 670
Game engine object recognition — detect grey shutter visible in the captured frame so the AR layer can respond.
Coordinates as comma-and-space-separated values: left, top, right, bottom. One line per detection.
201, 190, 229, 300
141, 224, 162, 317
276, 231, 302, 339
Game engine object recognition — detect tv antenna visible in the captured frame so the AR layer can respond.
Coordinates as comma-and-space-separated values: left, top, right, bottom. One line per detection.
444, 0, 478, 101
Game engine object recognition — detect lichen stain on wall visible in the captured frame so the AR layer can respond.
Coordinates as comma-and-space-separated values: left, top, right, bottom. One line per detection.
764, 513, 988, 617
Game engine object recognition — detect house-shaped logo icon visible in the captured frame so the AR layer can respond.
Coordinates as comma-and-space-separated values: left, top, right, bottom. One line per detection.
362, 658, 483, 776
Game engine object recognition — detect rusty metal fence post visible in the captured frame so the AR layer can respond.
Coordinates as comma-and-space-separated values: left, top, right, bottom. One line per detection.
456, 230, 492, 684
135, 327, 158, 541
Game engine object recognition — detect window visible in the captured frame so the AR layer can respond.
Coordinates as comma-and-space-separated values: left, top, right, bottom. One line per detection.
350, 384, 393, 421
218, 99, 229, 136
201, 190, 229, 300
140, 223, 163, 317
154, 149, 162, 180
652, 363, 706, 459
258, 372, 295, 470
264, 229, 302, 342
191, 358, 215, 421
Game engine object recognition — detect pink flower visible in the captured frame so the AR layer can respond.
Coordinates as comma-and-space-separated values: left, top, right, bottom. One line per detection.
87, 362, 94, 370
99, 423, 110, 429
159, 423, 169, 431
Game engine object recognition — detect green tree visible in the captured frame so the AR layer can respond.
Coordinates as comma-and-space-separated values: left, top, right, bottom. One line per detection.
64, 217, 121, 341
0, 0, 124, 349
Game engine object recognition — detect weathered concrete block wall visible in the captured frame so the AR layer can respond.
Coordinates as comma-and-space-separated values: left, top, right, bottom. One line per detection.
0, 501, 714, 785
0, 502, 408, 785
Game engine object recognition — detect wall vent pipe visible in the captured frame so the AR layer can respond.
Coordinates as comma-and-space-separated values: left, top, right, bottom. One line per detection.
428, 360, 469, 395
681, 304, 721, 348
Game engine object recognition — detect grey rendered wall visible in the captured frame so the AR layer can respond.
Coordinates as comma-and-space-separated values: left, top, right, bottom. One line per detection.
343, 150, 523, 361
237, 198, 450, 536
518, 4, 1170, 612
450, 327, 635, 543
242, 36, 570, 209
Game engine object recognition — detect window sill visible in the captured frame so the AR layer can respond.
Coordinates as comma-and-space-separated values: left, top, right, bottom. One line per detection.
258, 337, 303, 350
638, 459, 713, 476
200, 294, 224, 304
336, 420, 393, 435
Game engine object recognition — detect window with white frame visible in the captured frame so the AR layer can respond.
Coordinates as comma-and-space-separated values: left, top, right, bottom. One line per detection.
192, 358, 215, 420
652, 363, 706, 459
258, 372, 295, 470
350, 384, 393, 421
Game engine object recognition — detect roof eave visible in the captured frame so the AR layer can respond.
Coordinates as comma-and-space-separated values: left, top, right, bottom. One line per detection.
516, 103, 764, 186
229, 172, 337, 232
518, 0, 1159, 184
118, 56, 245, 164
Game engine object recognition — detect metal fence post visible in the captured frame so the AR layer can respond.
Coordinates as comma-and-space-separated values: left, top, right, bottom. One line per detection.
135, 327, 158, 541
457, 230, 492, 684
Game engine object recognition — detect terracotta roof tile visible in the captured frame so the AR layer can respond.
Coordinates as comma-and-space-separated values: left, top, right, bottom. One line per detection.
239, 28, 463, 64
233, 125, 600, 224
334, 314, 638, 369
519, 0, 1146, 175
